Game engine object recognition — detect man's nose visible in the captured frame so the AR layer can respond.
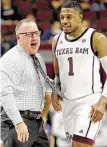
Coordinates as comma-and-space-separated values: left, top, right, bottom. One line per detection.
62, 21, 69, 27
62, 18, 68, 23
63, 22, 68, 25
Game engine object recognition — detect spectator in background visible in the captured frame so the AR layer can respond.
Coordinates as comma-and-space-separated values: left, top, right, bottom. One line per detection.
82, 19, 91, 27
50, 0, 65, 20
102, 0, 107, 8
51, 21, 62, 36
26, 14, 36, 20
80, 0, 90, 11
51, 0, 65, 9
41, 21, 62, 43
90, 0, 106, 11
1, 34, 11, 56
1, 21, 17, 56
2, 0, 14, 16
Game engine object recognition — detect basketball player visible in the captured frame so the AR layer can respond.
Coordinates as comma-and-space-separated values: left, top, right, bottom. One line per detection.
51, 1, 107, 147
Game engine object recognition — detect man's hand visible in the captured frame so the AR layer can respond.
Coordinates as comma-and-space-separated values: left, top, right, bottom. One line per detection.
0, 144, 4, 147
90, 96, 107, 122
15, 122, 29, 142
51, 93, 62, 111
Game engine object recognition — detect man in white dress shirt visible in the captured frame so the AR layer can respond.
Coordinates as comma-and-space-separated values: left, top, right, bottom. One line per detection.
0, 19, 51, 147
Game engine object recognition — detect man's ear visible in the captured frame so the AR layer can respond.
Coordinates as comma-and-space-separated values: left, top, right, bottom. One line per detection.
16, 35, 21, 44
80, 14, 83, 21
16, 35, 20, 40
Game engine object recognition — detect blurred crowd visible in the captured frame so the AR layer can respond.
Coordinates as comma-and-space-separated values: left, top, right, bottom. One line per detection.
1, 0, 107, 147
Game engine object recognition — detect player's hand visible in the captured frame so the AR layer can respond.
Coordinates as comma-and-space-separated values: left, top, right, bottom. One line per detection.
90, 96, 107, 122
15, 122, 29, 142
41, 115, 47, 124
51, 93, 62, 111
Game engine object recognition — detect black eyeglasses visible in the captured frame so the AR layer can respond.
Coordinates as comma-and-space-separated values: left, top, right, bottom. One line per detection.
18, 31, 41, 37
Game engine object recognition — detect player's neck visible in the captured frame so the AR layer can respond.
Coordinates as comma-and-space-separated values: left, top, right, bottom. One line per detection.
66, 26, 87, 40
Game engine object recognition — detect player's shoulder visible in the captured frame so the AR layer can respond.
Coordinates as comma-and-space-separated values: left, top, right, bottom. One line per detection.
93, 31, 107, 41
86, 27, 107, 43
92, 30, 107, 52
53, 31, 63, 42
87, 27, 106, 39
52, 32, 63, 49
91, 30, 107, 47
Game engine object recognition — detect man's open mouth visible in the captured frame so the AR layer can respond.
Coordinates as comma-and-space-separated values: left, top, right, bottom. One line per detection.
31, 43, 37, 46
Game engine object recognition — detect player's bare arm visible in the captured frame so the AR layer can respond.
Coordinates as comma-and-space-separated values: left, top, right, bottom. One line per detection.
90, 32, 107, 122
51, 36, 62, 111
41, 92, 51, 122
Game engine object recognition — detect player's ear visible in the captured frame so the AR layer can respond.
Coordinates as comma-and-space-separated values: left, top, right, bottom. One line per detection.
80, 14, 83, 21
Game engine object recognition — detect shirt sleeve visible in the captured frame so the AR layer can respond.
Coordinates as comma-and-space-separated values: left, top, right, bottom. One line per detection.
0, 57, 23, 125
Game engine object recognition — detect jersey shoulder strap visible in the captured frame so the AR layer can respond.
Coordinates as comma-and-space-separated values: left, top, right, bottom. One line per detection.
52, 32, 62, 54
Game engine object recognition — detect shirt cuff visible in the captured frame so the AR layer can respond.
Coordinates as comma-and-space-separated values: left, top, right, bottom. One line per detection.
0, 138, 3, 144
12, 112, 23, 125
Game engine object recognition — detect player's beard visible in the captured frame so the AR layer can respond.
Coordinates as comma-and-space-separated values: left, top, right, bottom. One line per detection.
64, 26, 77, 35
63, 28, 73, 35
64, 31, 72, 35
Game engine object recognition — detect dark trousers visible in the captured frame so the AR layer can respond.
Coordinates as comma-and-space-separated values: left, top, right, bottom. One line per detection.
1, 112, 49, 147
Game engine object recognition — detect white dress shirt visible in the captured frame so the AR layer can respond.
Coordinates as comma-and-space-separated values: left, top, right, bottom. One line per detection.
0, 44, 51, 125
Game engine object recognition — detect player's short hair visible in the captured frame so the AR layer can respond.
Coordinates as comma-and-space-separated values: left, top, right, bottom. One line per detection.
15, 19, 37, 35
61, 0, 83, 15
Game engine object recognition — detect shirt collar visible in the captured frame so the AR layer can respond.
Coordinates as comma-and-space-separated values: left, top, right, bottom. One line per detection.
16, 44, 30, 58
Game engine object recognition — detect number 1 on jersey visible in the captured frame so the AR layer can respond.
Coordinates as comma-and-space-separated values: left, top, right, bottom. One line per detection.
68, 57, 74, 76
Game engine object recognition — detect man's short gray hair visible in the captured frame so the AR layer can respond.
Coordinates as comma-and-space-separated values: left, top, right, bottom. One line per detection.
15, 19, 37, 35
